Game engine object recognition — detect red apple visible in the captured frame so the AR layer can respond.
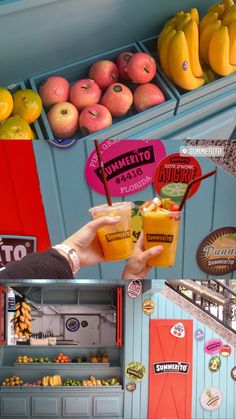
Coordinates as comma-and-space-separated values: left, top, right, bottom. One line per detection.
116, 51, 134, 80
69, 79, 101, 111
89, 60, 119, 90
39, 76, 70, 108
126, 52, 156, 84
133, 83, 165, 112
47, 101, 79, 138
101, 83, 133, 117
79, 104, 112, 135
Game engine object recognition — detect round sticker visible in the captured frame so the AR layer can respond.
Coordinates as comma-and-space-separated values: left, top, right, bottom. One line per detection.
195, 329, 204, 341
48, 139, 77, 148
204, 339, 223, 355
231, 366, 236, 381
127, 280, 142, 299
132, 201, 145, 245
170, 322, 185, 338
126, 382, 137, 392
85, 140, 166, 197
200, 387, 223, 411
125, 362, 146, 382
143, 299, 155, 315
81, 320, 88, 328
197, 226, 236, 276
209, 356, 221, 372
153, 152, 202, 203
220, 344, 232, 357
65, 318, 80, 332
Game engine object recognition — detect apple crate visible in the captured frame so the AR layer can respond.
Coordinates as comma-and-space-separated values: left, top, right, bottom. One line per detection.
139, 36, 236, 115
29, 43, 177, 141
6, 81, 44, 140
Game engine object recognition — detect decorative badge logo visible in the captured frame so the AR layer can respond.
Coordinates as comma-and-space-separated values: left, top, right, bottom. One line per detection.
65, 318, 80, 332
220, 344, 232, 357
231, 366, 236, 381
204, 339, 223, 355
126, 382, 137, 392
153, 361, 190, 374
195, 329, 204, 341
200, 387, 223, 411
170, 322, 185, 338
125, 362, 146, 382
127, 280, 142, 299
48, 139, 77, 149
142, 299, 155, 315
197, 226, 236, 275
209, 356, 221, 372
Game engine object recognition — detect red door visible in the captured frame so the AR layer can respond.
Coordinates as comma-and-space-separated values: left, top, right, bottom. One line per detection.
148, 319, 193, 419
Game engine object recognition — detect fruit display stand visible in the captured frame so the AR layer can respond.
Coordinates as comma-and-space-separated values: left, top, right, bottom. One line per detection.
139, 36, 236, 115
29, 43, 176, 141
4, 81, 44, 140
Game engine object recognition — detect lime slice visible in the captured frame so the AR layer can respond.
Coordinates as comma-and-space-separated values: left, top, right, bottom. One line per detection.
161, 182, 187, 203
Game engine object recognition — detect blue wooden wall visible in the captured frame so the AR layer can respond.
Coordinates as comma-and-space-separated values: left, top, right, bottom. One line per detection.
33, 139, 236, 280
0, 0, 216, 85
123, 290, 236, 419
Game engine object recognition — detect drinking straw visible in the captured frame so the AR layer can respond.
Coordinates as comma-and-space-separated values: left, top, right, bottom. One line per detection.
94, 140, 112, 206
178, 170, 217, 211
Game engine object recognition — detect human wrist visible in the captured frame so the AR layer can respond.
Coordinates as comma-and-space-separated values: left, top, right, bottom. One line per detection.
52, 243, 80, 275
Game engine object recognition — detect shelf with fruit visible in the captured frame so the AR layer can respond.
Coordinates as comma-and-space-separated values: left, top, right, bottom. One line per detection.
13, 352, 112, 367
139, 0, 236, 115
0, 82, 43, 139
29, 43, 176, 141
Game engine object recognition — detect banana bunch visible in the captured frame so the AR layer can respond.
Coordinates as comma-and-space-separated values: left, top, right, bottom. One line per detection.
157, 8, 206, 90
42, 375, 62, 387
13, 301, 32, 340
200, 0, 236, 75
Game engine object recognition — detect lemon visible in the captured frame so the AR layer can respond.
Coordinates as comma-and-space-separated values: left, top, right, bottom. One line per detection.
161, 182, 187, 202
0, 87, 13, 122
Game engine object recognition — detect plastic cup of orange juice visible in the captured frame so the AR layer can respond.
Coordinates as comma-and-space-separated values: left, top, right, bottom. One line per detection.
89, 202, 133, 261
141, 208, 182, 267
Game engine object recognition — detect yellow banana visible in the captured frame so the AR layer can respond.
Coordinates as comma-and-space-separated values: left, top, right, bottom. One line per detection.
209, 25, 236, 75
175, 11, 185, 26
15, 326, 20, 334
177, 13, 191, 30
200, 19, 222, 64
222, 5, 236, 24
222, 0, 235, 16
183, 19, 204, 77
159, 28, 176, 79
157, 25, 173, 56
15, 310, 20, 318
162, 16, 176, 31
207, 3, 225, 18
19, 315, 25, 322
200, 12, 219, 34
189, 8, 199, 25
168, 30, 205, 90
228, 19, 236, 63
18, 331, 23, 339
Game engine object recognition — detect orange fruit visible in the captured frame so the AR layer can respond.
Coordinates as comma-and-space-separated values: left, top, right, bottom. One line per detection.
12, 89, 42, 123
0, 116, 32, 139
0, 88, 13, 122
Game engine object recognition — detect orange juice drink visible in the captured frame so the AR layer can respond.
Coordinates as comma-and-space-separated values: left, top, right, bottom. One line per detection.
141, 198, 182, 267
89, 202, 133, 261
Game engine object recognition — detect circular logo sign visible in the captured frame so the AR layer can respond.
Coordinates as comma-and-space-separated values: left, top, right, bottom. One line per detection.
200, 387, 223, 411
204, 339, 223, 355
85, 140, 166, 197
153, 152, 202, 203
197, 226, 236, 275
65, 317, 80, 332
126, 382, 137, 392
125, 361, 146, 382
231, 366, 236, 381
195, 329, 204, 341
220, 344, 232, 357
209, 356, 221, 372
48, 139, 77, 148
143, 299, 155, 315
127, 280, 142, 299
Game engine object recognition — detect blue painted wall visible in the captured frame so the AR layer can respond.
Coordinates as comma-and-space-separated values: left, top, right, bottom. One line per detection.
33, 139, 236, 280
0, 0, 216, 85
123, 290, 236, 419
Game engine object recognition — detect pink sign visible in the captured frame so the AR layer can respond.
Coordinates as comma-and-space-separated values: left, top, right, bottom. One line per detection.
204, 339, 223, 355
85, 140, 166, 197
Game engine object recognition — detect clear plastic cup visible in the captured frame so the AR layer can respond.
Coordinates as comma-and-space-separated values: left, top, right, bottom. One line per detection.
89, 202, 133, 261
141, 210, 182, 267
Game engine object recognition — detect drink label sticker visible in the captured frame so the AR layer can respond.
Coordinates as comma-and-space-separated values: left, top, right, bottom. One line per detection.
195, 329, 204, 341
143, 299, 155, 315
197, 227, 236, 276
220, 344, 232, 357
132, 201, 145, 245
48, 139, 77, 149
231, 366, 236, 381
204, 339, 223, 355
125, 361, 146, 382
126, 382, 137, 392
0, 236, 37, 268
153, 152, 202, 203
209, 356, 221, 372
170, 322, 185, 338
200, 387, 223, 411
85, 140, 166, 196
127, 280, 142, 299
